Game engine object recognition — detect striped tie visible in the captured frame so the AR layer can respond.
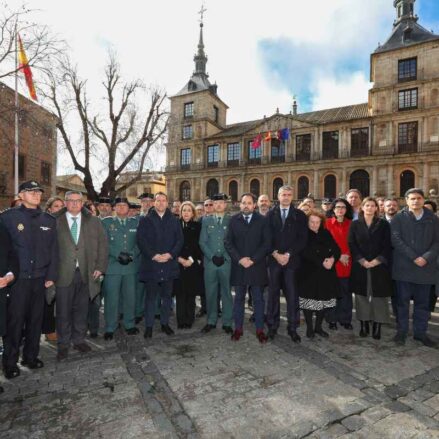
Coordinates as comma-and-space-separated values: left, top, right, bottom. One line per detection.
71, 217, 78, 244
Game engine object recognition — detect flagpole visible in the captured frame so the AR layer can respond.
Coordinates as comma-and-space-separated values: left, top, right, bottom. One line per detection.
14, 22, 19, 195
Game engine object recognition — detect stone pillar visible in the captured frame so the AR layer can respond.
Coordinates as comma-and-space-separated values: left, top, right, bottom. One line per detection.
423, 162, 430, 192
387, 163, 394, 196
219, 176, 224, 193
313, 169, 319, 198
263, 173, 268, 196
372, 167, 378, 196
288, 170, 292, 185
240, 174, 245, 196
340, 168, 347, 196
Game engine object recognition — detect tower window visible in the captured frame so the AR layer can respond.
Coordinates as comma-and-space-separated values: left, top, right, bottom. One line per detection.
398, 57, 417, 82
399, 88, 418, 110
180, 148, 191, 169
207, 144, 219, 167
184, 102, 194, 118
182, 125, 193, 140
213, 105, 219, 123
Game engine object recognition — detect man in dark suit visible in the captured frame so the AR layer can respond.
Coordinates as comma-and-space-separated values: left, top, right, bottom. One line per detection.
266, 185, 308, 343
225, 193, 271, 343
0, 181, 58, 379
55, 191, 108, 361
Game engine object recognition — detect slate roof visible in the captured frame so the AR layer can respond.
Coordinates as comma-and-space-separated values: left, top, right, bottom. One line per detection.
174, 74, 213, 97
375, 18, 439, 54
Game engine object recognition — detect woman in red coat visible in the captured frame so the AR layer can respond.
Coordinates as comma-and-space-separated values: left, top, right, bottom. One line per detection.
325, 198, 353, 330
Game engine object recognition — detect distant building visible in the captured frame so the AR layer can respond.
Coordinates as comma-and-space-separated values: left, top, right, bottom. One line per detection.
117, 171, 166, 202
56, 174, 88, 199
0, 82, 57, 208
166, 0, 439, 203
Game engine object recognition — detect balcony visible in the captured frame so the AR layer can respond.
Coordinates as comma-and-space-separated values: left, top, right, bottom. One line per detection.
227, 159, 240, 167
248, 158, 261, 165
322, 147, 338, 160
296, 151, 311, 161
207, 161, 218, 168
398, 143, 418, 154
350, 147, 369, 158
271, 155, 285, 164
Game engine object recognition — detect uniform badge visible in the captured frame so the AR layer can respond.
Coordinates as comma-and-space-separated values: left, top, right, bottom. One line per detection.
17, 223, 24, 231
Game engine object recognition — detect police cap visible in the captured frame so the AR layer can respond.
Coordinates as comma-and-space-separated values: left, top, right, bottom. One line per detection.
113, 197, 130, 206
138, 192, 154, 200
98, 197, 113, 205
19, 180, 44, 193
212, 193, 228, 201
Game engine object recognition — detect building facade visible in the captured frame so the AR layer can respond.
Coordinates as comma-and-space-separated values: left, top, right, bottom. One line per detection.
0, 82, 57, 208
116, 171, 166, 202
166, 0, 439, 204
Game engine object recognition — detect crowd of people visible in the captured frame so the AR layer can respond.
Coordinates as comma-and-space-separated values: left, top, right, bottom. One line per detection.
1, 180, 439, 393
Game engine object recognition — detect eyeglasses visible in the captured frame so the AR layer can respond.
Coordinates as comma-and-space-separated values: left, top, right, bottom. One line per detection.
334, 205, 346, 209
204, 203, 213, 207
66, 199, 83, 204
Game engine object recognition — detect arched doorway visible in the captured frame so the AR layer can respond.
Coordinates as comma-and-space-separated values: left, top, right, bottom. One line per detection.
298, 176, 309, 200
272, 178, 284, 200
324, 175, 336, 199
229, 180, 238, 202
179, 180, 191, 201
349, 170, 370, 197
250, 179, 260, 198
206, 178, 219, 198
400, 170, 415, 197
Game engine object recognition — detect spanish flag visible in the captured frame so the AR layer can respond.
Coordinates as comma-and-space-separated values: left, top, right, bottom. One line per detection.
18, 34, 37, 101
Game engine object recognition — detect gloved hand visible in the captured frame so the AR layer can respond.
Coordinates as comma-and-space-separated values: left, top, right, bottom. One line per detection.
118, 252, 133, 265
212, 255, 225, 267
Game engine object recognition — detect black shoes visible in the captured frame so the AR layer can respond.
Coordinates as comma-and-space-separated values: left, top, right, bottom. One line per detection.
201, 324, 216, 333
315, 328, 329, 338
161, 325, 175, 336
222, 325, 233, 334
414, 334, 437, 348
288, 330, 301, 343
20, 358, 44, 369
126, 327, 139, 336
393, 332, 407, 346
4, 365, 20, 379
104, 332, 114, 341
268, 328, 277, 340
144, 327, 153, 338
328, 322, 338, 330
359, 321, 370, 337
372, 323, 382, 340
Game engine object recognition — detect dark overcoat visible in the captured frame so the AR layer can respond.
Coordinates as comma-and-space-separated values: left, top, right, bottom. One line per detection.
224, 211, 271, 286
0, 222, 19, 335
137, 208, 183, 282
348, 217, 393, 297
298, 228, 341, 301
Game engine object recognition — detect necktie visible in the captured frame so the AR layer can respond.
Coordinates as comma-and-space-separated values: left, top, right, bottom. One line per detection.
282, 209, 287, 225
217, 216, 221, 225
244, 215, 250, 224
71, 217, 78, 244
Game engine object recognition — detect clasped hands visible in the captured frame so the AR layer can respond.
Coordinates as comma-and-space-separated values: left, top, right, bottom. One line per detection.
239, 257, 254, 268
178, 257, 194, 268
152, 253, 172, 263
273, 251, 290, 266
360, 258, 381, 269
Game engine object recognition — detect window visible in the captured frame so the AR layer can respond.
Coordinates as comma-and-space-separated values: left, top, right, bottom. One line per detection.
399, 88, 418, 110
184, 102, 194, 118
12, 153, 26, 180
349, 170, 370, 197
206, 179, 219, 198
227, 142, 240, 166
324, 175, 336, 199
250, 179, 260, 197
296, 134, 311, 161
207, 144, 219, 167
398, 122, 418, 153
229, 180, 238, 202
297, 176, 309, 200
182, 125, 193, 139
351, 128, 369, 157
400, 170, 415, 197
180, 148, 191, 169
41, 161, 51, 185
398, 57, 417, 82
273, 178, 283, 200
213, 105, 219, 123
322, 131, 339, 159
271, 138, 285, 163
180, 181, 191, 201
248, 140, 262, 163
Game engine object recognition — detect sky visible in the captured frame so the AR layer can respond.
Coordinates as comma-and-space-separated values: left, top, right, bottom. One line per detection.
7, 0, 439, 171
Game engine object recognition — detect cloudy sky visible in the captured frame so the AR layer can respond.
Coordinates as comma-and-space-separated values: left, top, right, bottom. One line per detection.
8, 0, 439, 172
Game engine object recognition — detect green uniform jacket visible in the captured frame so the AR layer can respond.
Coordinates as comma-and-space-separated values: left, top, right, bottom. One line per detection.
199, 214, 231, 266
102, 216, 140, 275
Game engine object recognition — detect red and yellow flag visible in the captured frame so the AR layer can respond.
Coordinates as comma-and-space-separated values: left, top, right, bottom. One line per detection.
17, 34, 37, 101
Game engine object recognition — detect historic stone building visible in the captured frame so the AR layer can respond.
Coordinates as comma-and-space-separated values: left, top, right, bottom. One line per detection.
166, 0, 439, 204
0, 82, 57, 208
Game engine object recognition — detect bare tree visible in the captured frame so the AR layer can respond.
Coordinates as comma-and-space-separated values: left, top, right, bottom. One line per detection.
43, 53, 168, 201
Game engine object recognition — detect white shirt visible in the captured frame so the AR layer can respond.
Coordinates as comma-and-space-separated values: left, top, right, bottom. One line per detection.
242, 213, 253, 223
66, 211, 82, 240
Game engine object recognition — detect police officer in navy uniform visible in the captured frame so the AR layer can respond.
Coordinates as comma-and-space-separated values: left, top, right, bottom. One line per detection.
0, 181, 58, 379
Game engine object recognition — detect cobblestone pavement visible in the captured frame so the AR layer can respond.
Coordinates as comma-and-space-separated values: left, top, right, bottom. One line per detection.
2, 300, 439, 438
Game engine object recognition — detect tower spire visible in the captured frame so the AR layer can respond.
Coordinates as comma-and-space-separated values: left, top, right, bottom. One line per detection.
394, 0, 417, 26
194, 4, 208, 77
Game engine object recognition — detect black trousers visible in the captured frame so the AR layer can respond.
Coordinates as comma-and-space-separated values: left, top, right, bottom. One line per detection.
42, 301, 56, 334
176, 287, 196, 326
2, 278, 45, 368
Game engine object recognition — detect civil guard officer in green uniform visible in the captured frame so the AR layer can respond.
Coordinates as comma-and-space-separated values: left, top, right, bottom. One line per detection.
102, 197, 140, 339
199, 193, 233, 334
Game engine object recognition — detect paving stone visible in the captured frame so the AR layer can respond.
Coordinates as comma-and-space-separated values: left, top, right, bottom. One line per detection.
341, 415, 367, 432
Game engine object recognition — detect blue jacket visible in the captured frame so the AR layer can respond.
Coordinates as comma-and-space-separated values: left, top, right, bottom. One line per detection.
0, 205, 58, 281
137, 208, 183, 282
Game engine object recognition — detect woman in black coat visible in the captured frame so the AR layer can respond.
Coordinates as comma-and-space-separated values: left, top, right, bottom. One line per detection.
298, 210, 341, 339
175, 202, 203, 329
348, 197, 393, 340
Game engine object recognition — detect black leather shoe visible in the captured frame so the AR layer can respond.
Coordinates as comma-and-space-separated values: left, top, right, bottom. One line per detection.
315, 329, 329, 338
306, 328, 315, 339
359, 321, 370, 337
161, 325, 175, 336
104, 332, 114, 341
414, 335, 437, 348
144, 327, 153, 338
4, 365, 20, 379
372, 322, 381, 340
126, 327, 139, 336
342, 323, 353, 330
135, 316, 143, 324
393, 332, 407, 346
268, 328, 277, 340
288, 330, 301, 343
89, 332, 98, 339
201, 324, 216, 333
21, 358, 44, 369
222, 325, 233, 334
328, 322, 338, 330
